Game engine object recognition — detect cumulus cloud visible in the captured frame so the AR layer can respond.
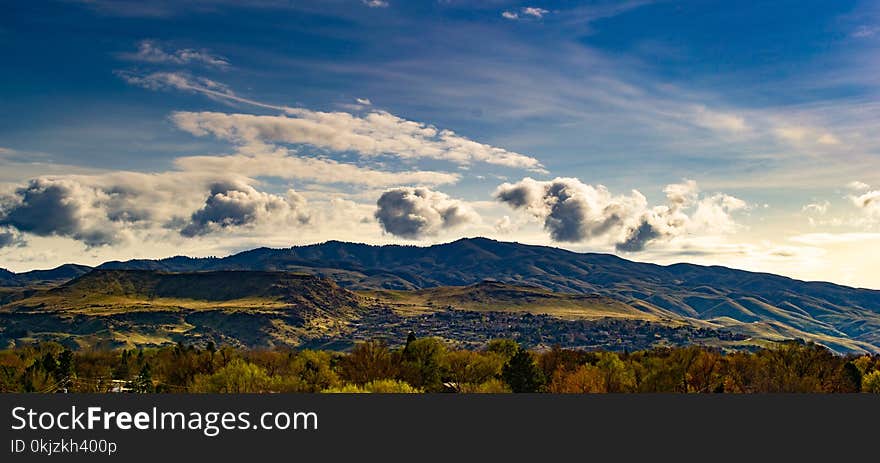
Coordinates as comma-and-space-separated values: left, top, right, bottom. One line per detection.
494, 215, 513, 234
362, 0, 389, 7
495, 177, 747, 251
0, 178, 129, 246
0, 226, 24, 248
0, 169, 313, 246
622, 182, 746, 252
120, 40, 229, 68
847, 180, 870, 192
849, 187, 880, 220
375, 187, 478, 239
181, 181, 309, 237
495, 177, 646, 243
171, 110, 544, 171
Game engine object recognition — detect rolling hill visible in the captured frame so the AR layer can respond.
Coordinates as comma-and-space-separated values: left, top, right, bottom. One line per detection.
2, 237, 879, 353
0, 270, 364, 349
361, 280, 661, 320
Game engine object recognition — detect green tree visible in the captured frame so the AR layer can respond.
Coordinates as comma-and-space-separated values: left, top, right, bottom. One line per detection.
56, 349, 75, 390
400, 337, 446, 391
289, 350, 341, 392
595, 352, 636, 393
340, 341, 396, 385
442, 350, 504, 385
486, 339, 519, 362
502, 347, 545, 393
863, 370, 880, 393
322, 379, 420, 393
191, 359, 272, 393
133, 364, 154, 393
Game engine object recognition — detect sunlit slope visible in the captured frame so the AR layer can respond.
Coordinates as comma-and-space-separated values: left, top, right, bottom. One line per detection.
3, 238, 880, 353
361, 280, 661, 320
0, 270, 364, 349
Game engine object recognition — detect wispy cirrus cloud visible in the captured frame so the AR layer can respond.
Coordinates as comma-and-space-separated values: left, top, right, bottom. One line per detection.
852, 25, 880, 38
173, 144, 461, 187
502, 7, 549, 20
790, 232, 880, 245
117, 71, 544, 171
802, 201, 830, 215
114, 71, 283, 109
362, 0, 389, 8
522, 7, 549, 18
120, 40, 229, 68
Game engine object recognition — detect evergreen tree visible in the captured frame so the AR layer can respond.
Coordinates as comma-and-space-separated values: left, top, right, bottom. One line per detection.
57, 349, 75, 391
134, 364, 154, 393
502, 347, 545, 393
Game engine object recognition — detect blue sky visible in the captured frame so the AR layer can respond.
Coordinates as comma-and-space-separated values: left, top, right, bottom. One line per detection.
1, 0, 879, 288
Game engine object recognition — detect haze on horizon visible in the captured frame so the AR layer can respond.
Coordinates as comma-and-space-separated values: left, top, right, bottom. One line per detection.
1, 1, 879, 289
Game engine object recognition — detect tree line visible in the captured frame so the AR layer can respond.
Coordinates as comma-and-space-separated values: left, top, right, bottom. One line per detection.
1, 337, 879, 393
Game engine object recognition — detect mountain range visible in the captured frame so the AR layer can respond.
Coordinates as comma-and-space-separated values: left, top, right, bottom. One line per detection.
2, 237, 879, 353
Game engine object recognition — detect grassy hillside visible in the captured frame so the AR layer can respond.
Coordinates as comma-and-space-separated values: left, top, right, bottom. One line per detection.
4, 238, 880, 353
0, 270, 365, 349
361, 280, 658, 320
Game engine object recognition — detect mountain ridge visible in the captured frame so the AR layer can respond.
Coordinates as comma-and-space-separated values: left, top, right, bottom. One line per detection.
7, 237, 877, 291
2, 238, 878, 353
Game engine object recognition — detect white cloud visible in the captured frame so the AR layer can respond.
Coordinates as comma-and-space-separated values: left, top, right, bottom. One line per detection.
495, 177, 746, 251
802, 201, 830, 215
494, 215, 513, 233
847, 180, 871, 191
362, 0, 389, 7
173, 144, 461, 187
817, 133, 841, 145
0, 169, 319, 247
503, 7, 549, 20
120, 72, 544, 171
181, 180, 309, 237
356, 97, 372, 105
849, 187, 880, 219
120, 40, 229, 68
375, 187, 479, 238
171, 110, 545, 171
691, 106, 749, 133
0, 226, 24, 249
116, 71, 289, 111
0, 118, 468, 250
522, 7, 549, 18
773, 125, 841, 147
852, 25, 880, 38
790, 232, 880, 245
